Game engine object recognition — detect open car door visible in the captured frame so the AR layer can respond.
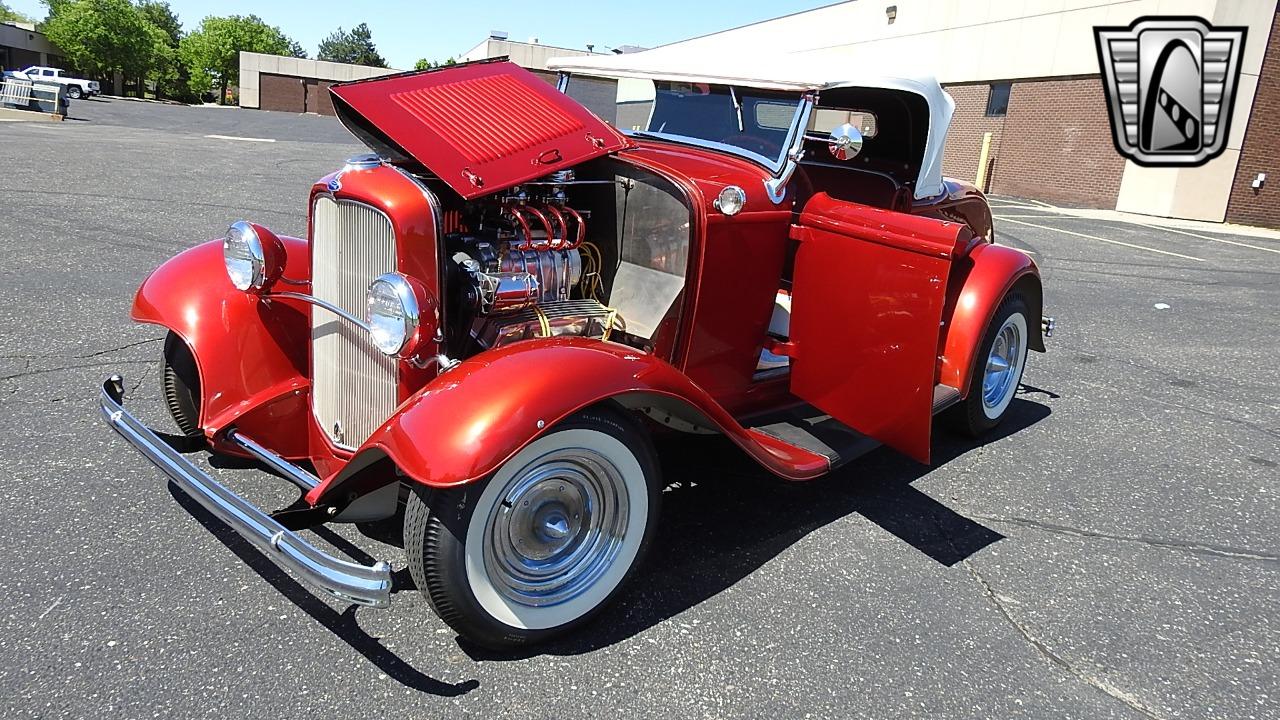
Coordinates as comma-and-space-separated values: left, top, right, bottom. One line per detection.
788, 193, 970, 464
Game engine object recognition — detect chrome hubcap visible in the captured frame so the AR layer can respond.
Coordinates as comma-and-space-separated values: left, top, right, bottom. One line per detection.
483, 448, 629, 607
982, 319, 1023, 410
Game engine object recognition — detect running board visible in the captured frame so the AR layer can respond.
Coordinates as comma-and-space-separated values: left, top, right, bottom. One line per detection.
748, 406, 880, 471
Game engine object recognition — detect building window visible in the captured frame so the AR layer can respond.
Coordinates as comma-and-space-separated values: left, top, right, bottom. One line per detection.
985, 82, 1011, 116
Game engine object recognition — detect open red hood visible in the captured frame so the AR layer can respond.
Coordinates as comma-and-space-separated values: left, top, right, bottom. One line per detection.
329, 60, 629, 200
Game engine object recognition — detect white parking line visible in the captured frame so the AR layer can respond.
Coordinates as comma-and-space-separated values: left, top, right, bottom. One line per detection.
999, 217, 1205, 262
993, 213, 1072, 218
1142, 223, 1280, 255
990, 198, 1059, 210
996, 209, 1280, 256
204, 134, 276, 143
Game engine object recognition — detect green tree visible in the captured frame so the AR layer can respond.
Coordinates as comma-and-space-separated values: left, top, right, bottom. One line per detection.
317, 23, 386, 67
414, 57, 456, 71
41, 0, 163, 92
135, 1, 184, 99
180, 14, 299, 103
0, 1, 35, 24
135, 0, 178, 45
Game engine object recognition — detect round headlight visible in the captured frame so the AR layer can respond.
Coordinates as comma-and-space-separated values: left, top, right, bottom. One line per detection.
223, 221, 284, 292
714, 185, 746, 216
366, 273, 421, 356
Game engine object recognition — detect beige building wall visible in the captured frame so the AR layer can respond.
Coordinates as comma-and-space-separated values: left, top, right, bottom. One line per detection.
459, 38, 600, 70
0, 21, 61, 68
1115, 1, 1278, 221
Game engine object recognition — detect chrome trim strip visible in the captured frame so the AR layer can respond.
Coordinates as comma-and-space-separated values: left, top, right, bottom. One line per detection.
268, 291, 371, 332
227, 430, 320, 491
628, 130, 788, 173
99, 375, 392, 608
765, 93, 815, 205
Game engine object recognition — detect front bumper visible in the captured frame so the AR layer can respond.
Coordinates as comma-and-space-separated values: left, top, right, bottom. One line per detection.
98, 375, 392, 608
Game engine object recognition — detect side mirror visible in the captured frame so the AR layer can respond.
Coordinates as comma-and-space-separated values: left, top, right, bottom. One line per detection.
827, 123, 864, 161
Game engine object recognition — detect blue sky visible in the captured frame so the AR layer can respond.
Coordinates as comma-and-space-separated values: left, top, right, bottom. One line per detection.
11, 1, 834, 70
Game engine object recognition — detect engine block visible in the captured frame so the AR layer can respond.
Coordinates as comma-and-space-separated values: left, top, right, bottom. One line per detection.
445, 172, 619, 351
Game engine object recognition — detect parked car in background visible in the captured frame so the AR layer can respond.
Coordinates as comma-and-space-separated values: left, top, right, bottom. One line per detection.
100, 58, 1052, 650
8, 66, 99, 99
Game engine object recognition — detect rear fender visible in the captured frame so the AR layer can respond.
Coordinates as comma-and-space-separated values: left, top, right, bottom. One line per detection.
939, 242, 1043, 394
131, 238, 311, 456
307, 337, 831, 505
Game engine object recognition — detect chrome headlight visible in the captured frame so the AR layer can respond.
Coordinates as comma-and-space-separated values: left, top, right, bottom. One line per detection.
223, 220, 284, 292
714, 185, 746, 216
366, 273, 420, 356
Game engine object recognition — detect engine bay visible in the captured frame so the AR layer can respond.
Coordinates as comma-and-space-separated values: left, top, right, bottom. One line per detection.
431, 160, 692, 359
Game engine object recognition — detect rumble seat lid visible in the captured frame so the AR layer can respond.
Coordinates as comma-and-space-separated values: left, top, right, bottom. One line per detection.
329, 59, 629, 200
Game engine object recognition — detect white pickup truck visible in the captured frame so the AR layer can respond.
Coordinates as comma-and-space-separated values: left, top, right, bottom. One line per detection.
6, 66, 100, 99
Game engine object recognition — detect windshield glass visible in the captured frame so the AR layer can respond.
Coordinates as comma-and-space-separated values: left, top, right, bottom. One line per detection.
563, 75, 803, 170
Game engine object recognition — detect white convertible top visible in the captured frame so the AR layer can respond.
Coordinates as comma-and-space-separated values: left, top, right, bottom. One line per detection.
547, 53, 956, 199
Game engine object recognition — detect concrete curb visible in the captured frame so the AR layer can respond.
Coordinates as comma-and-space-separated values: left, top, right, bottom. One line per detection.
0, 106, 63, 122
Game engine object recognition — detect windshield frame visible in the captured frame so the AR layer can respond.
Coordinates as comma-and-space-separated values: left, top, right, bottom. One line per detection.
559, 72, 813, 177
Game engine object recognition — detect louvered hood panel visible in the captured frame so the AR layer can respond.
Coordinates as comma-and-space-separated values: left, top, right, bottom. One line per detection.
330, 59, 629, 200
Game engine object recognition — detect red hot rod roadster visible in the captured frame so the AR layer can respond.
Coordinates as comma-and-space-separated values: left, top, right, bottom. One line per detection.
100, 57, 1050, 648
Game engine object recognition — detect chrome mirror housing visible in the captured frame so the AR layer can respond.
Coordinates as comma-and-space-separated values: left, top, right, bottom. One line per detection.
828, 123, 864, 161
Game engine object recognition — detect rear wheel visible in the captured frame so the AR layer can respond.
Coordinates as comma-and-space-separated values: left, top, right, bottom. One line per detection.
404, 406, 661, 649
949, 293, 1029, 437
162, 332, 202, 439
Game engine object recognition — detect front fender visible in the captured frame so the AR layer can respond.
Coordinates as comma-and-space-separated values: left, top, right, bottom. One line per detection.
131, 238, 311, 454
306, 337, 831, 505
939, 242, 1043, 393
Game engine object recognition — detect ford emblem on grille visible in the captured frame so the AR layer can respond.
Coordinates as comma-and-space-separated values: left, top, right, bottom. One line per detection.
327, 177, 342, 192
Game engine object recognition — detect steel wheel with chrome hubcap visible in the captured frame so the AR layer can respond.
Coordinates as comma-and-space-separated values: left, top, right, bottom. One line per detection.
949, 293, 1030, 437
405, 406, 661, 649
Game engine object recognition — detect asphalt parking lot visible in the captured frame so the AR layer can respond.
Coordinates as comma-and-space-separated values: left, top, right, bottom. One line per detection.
1, 97, 1277, 719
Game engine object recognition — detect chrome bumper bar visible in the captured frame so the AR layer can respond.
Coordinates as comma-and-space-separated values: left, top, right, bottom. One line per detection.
98, 375, 392, 608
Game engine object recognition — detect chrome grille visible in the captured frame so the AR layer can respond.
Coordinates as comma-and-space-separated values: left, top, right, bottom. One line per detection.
310, 196, 397, 449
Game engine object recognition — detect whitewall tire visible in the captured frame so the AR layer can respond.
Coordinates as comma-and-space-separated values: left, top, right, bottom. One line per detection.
950, 294, 1030, 437
405, 406, 661, 649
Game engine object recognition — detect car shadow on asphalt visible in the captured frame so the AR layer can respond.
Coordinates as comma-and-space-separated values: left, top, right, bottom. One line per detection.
464, 395, 1051, 660
165, 486, 481, 697
165, 392, 1049, 676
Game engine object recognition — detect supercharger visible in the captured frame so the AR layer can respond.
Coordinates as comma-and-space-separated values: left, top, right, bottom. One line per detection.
446, 171, 618, 349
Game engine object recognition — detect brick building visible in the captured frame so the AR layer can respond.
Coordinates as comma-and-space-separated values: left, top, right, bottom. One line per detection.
551, 1, 1280, 228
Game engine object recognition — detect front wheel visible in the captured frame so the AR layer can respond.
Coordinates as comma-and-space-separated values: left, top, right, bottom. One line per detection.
405, 406, 661, 649
65, 85, 82, 100
162, 332, 202, 439
948, 293, 1030, 437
